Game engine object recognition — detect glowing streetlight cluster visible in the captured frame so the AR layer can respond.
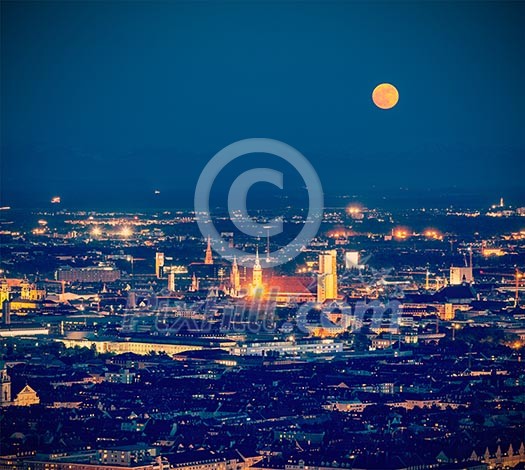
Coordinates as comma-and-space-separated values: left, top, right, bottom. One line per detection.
423, 229, 443, 240
120, 226, 133, 238
393, 227, 411, 240
88, 225, 133, 238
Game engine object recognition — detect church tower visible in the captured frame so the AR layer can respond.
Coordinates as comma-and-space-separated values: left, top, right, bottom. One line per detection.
252, 248, 263, 290
191, 273, 199, 292
0, 362, 11, 406
204, 236, 213, 265
230, 256, 240, 297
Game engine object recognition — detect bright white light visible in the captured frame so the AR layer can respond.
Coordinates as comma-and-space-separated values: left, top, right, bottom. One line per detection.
120, 227, 133, 237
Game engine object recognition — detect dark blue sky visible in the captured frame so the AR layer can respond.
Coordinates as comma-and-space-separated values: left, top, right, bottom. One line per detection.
1, 1, 524, 208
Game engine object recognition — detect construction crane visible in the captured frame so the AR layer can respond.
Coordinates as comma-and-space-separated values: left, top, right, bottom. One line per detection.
462, 244, 473, 268
125, 256, 146, 287
480, 269, 524, 307
398, 270, 434, 290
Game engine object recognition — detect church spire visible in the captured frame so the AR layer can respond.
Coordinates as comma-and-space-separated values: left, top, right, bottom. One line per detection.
230, 256, 240, 297
252, 247, 262, 289
191, 273, 199, 292
204, 236, 213, 265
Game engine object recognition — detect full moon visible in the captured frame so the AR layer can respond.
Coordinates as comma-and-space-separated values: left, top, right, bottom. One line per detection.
372, 83, 399, 109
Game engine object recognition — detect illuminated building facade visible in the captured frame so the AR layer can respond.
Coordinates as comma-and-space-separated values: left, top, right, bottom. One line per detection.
204, 236, 213, 265
155, 252, 165, 279
450, 266, 474, 285
58, 338, 235, 356
317, 250, 338, 303
229, 339, 343, 356
266, 276, 316, 305
167, 271, 175, 292
252, 249, 263, 291
344, 251, 360, 270
0, 363, 39, 407
56, 266, 120, 283
190, 273, 200, 292
20, 280, 45, 301
12, 384, 40, 406
0, 280, 10, 307
230, 257, 241, 296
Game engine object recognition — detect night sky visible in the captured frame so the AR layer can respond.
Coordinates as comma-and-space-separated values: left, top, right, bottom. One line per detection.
1, 1, 524, 208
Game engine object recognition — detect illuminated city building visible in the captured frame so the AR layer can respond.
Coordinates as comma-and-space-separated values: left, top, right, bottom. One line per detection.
482, 241, 506, 257
450, 266, 474, 285
0, 279, 9, 307
167, 271, 175, 292
265, 276, 316, 305
190, 273, 200, 292
12, 384, 40, 406
230, 256, 241, 297
317, 250, 338, 303
20, 280, 46, 301
252, 248, 263, 292
56, 265, 121, 283
155, 252, 165, 279
344, 251, 360, 270
0, 363, 39, 406
59, 338, 236, 356
163, 265, 188, 292
204, 236, 213, 265
229, 339, 343, 356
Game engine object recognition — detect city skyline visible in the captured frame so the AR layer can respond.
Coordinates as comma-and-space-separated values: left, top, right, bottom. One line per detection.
1, 2, 524, 469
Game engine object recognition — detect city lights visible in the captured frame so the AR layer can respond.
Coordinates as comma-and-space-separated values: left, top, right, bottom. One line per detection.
120, 226, 133, 238
91, 226, 102, 237
423, 229, 442, 240
393, 227, 411, 240
1, 0, 524, 465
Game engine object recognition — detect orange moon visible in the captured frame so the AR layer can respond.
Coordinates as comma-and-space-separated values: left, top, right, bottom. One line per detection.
372, 83, 399, 109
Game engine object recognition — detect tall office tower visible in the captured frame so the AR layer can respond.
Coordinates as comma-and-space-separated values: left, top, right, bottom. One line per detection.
155, 252, 165, 279
252, 248, 263, 289
230, 256, 241, 296
167, 271, 175, 292
317, 250, 338, 303
0, 362, 11, 405
204, 236, 213, 265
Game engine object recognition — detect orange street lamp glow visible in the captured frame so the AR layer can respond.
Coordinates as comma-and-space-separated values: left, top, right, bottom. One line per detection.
424, 229, 442, 240
393, 227, 411, 240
